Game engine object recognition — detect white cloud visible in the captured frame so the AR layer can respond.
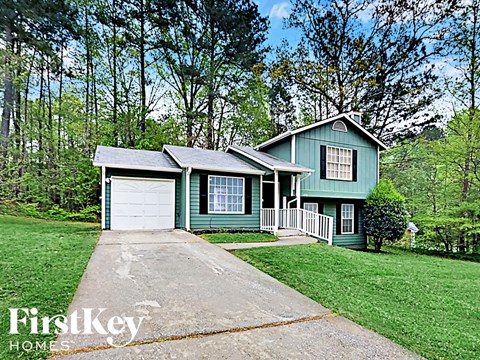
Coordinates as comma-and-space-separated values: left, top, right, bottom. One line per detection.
269, 2, 290, 19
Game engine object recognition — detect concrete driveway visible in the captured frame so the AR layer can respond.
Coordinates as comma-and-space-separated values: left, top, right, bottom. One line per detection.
51, 230, 421, 359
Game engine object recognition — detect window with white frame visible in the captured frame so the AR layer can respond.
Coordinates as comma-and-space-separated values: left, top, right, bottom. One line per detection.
208, 176, 244, 213
332, 120, 347, 132
341, 204, 354, 234
327, 146, 352, 180
304, 203, 318, 213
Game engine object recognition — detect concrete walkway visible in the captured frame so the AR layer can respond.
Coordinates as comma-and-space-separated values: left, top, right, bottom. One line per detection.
217, 235, 318, 250
50, 230, 421, 359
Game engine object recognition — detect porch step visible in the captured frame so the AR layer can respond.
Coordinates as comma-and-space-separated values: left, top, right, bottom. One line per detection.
276, 229, 304, 237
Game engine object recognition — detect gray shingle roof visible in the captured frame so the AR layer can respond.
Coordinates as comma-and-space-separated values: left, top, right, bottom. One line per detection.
228, 145, 313, 173
163, 145, 264, 175
93, 146, 181, 172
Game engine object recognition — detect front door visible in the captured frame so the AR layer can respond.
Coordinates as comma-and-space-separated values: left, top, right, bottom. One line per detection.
262, 182, 275, 208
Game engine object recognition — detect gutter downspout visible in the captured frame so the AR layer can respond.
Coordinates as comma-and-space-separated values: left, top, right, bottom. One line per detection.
186, 167, 192, 231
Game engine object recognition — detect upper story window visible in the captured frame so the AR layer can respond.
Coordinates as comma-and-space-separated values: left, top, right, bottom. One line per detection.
327, 146, 352, 180
208, 175, 244, 213
332, 120, 347, 132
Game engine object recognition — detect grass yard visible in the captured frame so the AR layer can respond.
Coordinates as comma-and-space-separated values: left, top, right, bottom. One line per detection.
0, 215, 100, 360
199, 232, 278, 243
234, 244, 480, 360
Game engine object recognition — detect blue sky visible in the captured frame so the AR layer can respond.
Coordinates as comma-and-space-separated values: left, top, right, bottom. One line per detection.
256, 0, 301, 49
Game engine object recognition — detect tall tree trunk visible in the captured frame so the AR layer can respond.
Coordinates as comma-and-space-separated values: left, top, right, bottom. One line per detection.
139, 0, 146, 136
1, 28, 14, 168
58, 45, 64, 157
38, 61, 45, 154
112, 0, 118, 146
206, 5, 215, 150
85, 7, 91, 155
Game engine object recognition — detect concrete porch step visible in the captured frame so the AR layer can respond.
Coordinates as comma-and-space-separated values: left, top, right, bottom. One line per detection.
276, 229, 304, 237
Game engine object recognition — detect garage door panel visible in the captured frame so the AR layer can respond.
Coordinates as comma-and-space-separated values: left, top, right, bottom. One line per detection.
143, 204, 173, 216
113, 204, 145, 217
114, 192, 143, 205
110, 178, 175, 230
144, 193, 170, 205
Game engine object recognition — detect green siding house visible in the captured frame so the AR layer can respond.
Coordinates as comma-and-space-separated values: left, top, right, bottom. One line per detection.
93, 112, 386, 248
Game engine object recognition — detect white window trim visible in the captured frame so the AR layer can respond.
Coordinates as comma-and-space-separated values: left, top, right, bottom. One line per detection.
326, 145, 353, 181
332, 120, 347, 132
207, 175, 245, 214
303, 202, 319, 213
341, 204, 354, 234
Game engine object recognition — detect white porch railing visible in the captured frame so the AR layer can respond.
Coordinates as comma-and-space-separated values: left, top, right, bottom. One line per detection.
261, 208, 333, 244
260, 208, 276, 231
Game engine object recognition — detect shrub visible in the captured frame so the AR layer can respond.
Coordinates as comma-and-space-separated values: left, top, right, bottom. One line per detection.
0, 202, 100, 223
364, 180, 408, 252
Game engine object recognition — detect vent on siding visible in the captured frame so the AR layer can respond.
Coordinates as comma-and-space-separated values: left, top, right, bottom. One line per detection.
332, 120, 347, 132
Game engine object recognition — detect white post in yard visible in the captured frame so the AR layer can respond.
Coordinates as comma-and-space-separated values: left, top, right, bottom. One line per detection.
186, 167, 192, 231
296, 174, 301, 231
274, 170, 279, 234
101, 166, 106, 230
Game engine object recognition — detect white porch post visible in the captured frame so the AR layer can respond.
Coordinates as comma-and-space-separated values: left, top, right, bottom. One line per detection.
186, 167, 192, 231
260, 175, 263, 209
101, 166, 106, 230
296, 174, 301, 230
274, 170, 279, 234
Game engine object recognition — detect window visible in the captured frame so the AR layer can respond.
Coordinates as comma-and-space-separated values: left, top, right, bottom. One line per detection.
341, 204, 354, 234
327, 146, 352, 180
332, 120, 347, 132
208, 176, 244, 213
304, 203, 318, 213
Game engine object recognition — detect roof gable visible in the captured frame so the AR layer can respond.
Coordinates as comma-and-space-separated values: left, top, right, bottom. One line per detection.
93, 146, 182, 172
163, 145, 264, 175
227, 145, 313, 173
256, 113, 388, 150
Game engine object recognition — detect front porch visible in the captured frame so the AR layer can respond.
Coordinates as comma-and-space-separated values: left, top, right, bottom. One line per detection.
260, 207, 333, 244
260, 172, 333, 244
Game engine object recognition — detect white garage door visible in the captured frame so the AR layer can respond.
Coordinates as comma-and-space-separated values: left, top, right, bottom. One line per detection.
110, 177, 175, 230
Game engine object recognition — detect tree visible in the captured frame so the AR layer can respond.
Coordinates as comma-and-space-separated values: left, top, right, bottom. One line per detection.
149, 0, 269, 148
273, 0, 455, 143
364, 180, 408, 252
268, 78, 297, 135
0, 0, 77, 168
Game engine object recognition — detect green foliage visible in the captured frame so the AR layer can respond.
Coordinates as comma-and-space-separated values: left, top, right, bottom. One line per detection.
0, 201, 100, 223
234, 244, 480, 360
383, 110, 480, 254
364, 180, 408, 251
365, 179, 405, 206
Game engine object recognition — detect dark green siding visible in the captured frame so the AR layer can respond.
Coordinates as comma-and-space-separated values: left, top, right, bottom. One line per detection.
263, 122, 379, 199
189, 171, 261, 230
264, 138, 291, 160
322, 200, 366, 248
297, 124, 378, 199
104, 168, 182, 230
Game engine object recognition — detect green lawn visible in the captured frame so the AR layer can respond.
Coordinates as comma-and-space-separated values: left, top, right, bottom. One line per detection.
199, 232, 278, 243
234, 244, 480, 360
0, 216, 100, 360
